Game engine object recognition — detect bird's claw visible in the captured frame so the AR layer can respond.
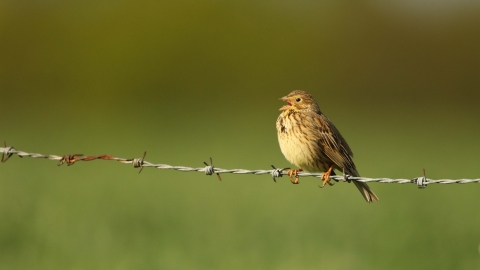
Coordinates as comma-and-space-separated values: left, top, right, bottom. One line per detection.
319, 166, 335, 188
319, 178, 335, 188
287, 169, 301, 184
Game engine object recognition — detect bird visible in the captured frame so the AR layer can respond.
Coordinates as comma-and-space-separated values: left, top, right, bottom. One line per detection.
276, 90, 379, 203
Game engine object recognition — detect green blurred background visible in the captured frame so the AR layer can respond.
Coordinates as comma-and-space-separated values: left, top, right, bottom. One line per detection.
1, 1, 480, 269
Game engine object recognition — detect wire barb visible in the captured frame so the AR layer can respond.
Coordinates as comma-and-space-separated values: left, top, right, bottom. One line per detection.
414, 169, 428, 189
270, 165, 287, 183
203, 157, 221, 181
342, 167, 351, 183
1, 141, 14, 163
1, 143, 479, 187
58, 154, 83, 166
131, 151, 147, 174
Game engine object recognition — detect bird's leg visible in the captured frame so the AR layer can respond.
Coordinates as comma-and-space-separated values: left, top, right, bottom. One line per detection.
320, 166, 334, 188
287, 169, 302, 184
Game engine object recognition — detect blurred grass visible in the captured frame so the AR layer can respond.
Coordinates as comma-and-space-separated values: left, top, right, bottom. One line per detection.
1, 1, 480, 269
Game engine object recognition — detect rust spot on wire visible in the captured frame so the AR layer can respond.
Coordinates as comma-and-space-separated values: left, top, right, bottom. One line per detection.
58, 154, 116, 166
58, 154, 83, 166
81, 155, 115, 161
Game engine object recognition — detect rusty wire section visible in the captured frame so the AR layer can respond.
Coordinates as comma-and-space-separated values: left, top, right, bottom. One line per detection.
1, 142, 479, 188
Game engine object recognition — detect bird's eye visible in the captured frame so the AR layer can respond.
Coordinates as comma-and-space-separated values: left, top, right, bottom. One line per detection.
295, 98, 301, 102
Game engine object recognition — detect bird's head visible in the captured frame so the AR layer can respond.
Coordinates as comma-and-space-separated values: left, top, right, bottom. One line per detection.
279, 90, 320, 113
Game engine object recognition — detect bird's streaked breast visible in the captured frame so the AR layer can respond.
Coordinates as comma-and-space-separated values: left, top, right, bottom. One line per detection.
276, 110, 328, 172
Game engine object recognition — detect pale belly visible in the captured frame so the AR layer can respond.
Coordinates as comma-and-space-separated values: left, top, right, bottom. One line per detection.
277, 131, 327, 173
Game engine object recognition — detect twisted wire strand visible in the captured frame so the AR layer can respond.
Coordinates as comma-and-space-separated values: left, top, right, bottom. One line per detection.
2, 146, 479, 187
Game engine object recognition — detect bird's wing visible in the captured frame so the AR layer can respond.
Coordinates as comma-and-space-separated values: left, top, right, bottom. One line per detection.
305, 111, 359, 177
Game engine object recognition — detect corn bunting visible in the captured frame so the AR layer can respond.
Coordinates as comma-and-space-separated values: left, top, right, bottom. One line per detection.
276, 90, 379, 203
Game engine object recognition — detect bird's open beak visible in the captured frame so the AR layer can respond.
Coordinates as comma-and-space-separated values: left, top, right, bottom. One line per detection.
279, 96, 291, 111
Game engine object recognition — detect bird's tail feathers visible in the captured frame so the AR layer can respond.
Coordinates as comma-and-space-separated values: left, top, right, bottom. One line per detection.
353, 181, 379, 203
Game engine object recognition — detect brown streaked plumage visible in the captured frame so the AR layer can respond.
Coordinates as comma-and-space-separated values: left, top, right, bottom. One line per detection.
276, 90, 379, 203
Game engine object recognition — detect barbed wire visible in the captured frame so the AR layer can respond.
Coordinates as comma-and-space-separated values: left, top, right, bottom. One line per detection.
1, 142, 479, 189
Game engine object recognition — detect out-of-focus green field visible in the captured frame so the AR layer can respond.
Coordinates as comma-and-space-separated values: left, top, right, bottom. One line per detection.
1, 1, 479, 269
